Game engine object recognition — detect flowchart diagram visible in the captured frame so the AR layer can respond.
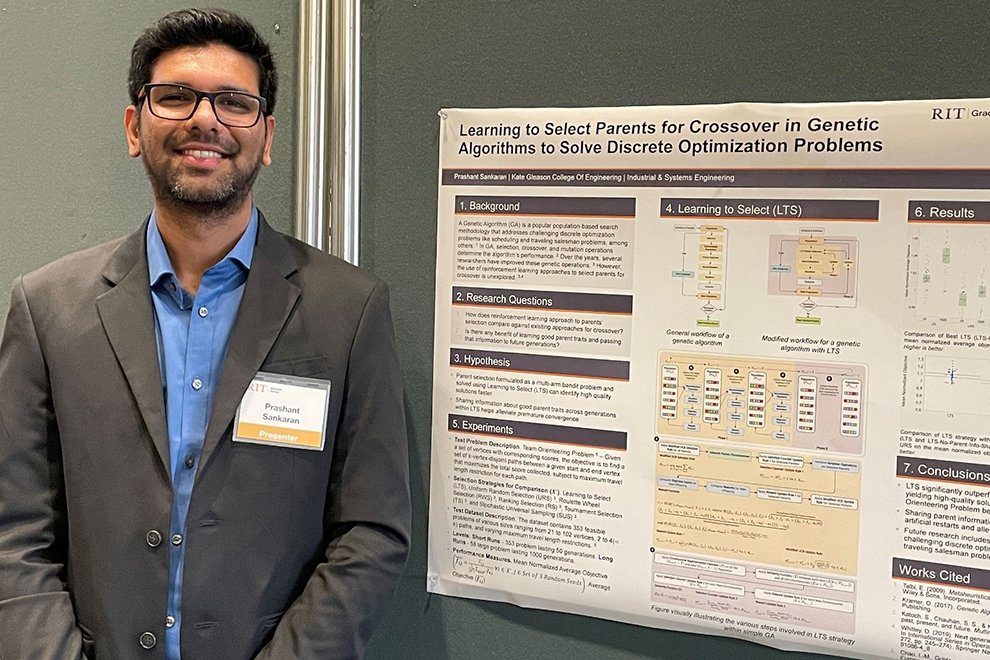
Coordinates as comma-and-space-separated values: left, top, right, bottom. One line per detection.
656, 352, 866, 455
649, 550, 858, 633
650, 440, 861, 631
652, 440, 862, 576
768, 235, 859, 325
670, 225, 727, 326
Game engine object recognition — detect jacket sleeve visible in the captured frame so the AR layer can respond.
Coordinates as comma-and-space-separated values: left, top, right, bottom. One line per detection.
0, 277, 86, 659
254, 280, 412, 660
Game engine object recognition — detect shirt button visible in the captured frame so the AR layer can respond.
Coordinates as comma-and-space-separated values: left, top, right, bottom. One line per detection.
168, 281, 176, 292
166, 615, 175, 628
146, 530, 162, 547
191, 378, 203, 390
139, 631, 157, 649
185, 455, 196, 469
198, 306, 209, 318
171, 534, 183, 546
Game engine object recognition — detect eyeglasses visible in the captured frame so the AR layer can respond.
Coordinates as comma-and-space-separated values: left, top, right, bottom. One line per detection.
140, 83, 268, 128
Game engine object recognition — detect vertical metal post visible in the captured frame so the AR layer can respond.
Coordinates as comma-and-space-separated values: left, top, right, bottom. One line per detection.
329, 0, 361, 264
295, 0, 361, 265
295, 0, 329, 252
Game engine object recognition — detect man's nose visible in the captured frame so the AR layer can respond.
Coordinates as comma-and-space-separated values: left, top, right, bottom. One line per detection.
188, 95, 222, 129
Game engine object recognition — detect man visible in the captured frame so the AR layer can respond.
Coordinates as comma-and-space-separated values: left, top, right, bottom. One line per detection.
0, 8, 410, 660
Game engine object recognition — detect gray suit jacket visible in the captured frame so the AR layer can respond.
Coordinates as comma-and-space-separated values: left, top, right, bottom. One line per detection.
0, 213, 411, 660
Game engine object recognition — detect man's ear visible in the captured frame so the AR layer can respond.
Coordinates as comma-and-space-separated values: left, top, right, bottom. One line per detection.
262, 114, 275, 166
124, 105, 141, 157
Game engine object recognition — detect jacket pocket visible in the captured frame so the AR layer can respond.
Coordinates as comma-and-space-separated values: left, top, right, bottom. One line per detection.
262, 355, 331, 377
261, 610, 286, 631
79, 623, 96, 659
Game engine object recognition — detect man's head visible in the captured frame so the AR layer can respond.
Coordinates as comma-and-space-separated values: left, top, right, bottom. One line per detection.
124, 9, 277, 220
127, 8, 277, 115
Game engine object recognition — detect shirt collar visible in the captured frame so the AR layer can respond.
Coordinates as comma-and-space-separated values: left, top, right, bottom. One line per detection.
146, 207, 259, 290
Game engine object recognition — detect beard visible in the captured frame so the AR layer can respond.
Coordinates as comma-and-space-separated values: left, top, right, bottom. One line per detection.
141, 130, 263, 220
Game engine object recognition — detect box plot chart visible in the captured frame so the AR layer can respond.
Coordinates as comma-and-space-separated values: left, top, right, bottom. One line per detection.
916, 355, 990, 417
907, 225, 990, 325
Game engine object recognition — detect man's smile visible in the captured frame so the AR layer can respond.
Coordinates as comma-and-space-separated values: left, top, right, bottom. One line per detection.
182, 149, 225, 158
174, 143, 232, 169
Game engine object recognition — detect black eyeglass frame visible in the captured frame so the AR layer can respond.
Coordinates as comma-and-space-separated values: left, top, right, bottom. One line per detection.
139, 83, 269, 128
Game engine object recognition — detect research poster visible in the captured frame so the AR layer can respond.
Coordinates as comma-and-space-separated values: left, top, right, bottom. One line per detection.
427, 100, 990, 659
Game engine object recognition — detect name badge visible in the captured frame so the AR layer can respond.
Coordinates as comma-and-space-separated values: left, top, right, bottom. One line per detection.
233, 372, 331, 450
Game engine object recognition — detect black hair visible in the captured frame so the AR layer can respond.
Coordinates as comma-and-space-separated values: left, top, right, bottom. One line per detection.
128, 8, 277, 114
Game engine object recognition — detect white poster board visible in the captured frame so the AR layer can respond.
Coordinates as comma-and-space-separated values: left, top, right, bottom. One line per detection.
429, 99, 990, 659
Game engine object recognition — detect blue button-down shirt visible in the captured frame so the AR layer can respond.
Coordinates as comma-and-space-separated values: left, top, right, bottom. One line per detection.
147, 209, 257, 660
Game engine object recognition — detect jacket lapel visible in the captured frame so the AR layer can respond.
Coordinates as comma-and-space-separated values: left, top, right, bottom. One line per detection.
197, 214, 300, 473
95, 221, 172, 479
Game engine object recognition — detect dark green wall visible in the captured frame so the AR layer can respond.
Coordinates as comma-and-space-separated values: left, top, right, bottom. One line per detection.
360, 1, 990, 658
0, 1, 298, 322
